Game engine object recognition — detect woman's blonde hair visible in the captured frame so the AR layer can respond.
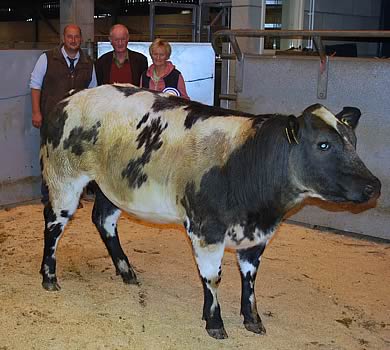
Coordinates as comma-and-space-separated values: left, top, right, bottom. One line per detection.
149, 38, 172, 59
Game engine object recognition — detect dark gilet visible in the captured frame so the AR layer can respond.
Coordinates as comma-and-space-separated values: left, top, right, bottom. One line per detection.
141, 69, 180, 93
40, 46, 93, 119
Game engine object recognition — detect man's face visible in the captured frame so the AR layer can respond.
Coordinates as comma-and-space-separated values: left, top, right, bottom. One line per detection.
110, 28, 129, 54
63, 26, 82, 53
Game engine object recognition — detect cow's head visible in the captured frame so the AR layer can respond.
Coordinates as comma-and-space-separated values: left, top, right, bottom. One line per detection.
289, 104, 381, 204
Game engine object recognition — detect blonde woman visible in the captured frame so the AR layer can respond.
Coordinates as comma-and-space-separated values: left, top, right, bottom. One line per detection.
141, 38, 189, 99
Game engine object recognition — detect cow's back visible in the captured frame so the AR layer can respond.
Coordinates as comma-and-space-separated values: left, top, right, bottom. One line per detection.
41, 84, 255, 223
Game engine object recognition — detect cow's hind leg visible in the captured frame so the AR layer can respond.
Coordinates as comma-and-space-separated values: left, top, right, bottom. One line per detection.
92, 187, 137, 284
188, 233, 227, 339
237, 244, 267, 334
41, 177, 87, 291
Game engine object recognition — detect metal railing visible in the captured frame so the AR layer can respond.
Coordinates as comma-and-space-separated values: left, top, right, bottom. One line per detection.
212, 29, 390, 99
212, 29, 390, 61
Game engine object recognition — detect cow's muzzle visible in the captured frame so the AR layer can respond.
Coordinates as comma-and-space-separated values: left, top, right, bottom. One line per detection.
362, 178, 381, 201
355, 178, 382, 203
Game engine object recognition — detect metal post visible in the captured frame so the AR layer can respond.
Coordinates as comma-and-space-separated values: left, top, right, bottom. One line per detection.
149, 2, 155, 41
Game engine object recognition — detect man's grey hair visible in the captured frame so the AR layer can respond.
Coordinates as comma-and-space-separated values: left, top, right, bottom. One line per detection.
109, 24, 129, 38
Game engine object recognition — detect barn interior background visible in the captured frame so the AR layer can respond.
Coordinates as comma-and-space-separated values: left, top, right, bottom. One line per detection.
0, 0, 389, 240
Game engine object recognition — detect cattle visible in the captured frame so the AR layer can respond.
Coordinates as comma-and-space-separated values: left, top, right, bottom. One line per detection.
39, 84, 381, 339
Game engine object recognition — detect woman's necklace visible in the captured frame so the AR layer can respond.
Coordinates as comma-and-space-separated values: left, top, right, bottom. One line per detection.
152, 68, 160, 83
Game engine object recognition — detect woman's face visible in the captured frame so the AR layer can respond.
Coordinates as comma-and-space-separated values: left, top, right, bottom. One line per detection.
151, 46, 168, 67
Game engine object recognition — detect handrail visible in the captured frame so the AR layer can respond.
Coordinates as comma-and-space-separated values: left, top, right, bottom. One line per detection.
213, 29, 390, 100
212, 29, 390, 62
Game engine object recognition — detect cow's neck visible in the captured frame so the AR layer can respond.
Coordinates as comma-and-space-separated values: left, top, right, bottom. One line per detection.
226, 116, 300, 220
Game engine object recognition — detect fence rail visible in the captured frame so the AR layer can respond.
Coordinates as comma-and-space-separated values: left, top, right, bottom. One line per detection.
212, 29, 390, 61
212, 29, 390, 99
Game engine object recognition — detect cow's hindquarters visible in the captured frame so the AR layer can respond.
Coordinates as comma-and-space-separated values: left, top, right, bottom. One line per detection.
40, 174, 90, 290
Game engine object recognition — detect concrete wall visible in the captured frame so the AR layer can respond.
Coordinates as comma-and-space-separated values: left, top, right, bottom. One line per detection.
0, 50, 42, 206
234, 54, 390, 240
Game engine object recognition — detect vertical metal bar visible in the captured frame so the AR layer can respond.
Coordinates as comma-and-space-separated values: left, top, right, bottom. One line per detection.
235, 58, 244, 93
229, 35, 243, 61
313, 35, 328, 99
317, 55, 329, 99
149, 3, 155, 41
259, 0, 266, 54
307, 0, 315, 49
192, 5, 197, 42
196, 2, 201, 42
313, 35, 326, 62
220, 42, 231, 108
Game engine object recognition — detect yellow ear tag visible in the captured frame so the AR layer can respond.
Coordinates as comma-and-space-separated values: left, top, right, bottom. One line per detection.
291, 128, 299, 144
285, 128, 292, 144
339, 118, 352, 127
285, 127, 299, 144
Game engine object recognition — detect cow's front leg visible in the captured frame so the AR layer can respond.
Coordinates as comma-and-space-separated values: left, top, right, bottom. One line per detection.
237, 244, 267, 334
92, 187, 137, 284
189, 236, 227, 339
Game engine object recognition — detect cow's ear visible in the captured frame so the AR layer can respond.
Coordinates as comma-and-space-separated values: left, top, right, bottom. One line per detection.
301, 103, 325, 129
285, 115, 300, 144
335, 107, 361, 129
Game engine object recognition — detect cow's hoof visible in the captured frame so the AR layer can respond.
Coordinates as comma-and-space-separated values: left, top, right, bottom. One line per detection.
121, 271, 138, 285
244, 321, 266, 335
206, 328, 228, 339
122, 275, 139, 285
116, 266, 138, 285
42, 280, 61, 291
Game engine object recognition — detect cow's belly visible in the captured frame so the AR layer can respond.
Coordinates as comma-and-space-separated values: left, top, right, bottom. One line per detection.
102, 182, 182, 224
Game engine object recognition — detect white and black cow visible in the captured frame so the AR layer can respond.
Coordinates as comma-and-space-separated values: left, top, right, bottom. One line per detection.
39, 84, 381, 339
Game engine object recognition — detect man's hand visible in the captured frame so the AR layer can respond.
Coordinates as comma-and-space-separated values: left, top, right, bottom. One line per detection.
31, 88, 42, 128
32, 111, 43, 128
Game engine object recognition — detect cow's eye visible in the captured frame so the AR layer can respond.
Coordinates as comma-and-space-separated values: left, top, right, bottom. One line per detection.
318, 142, 330, 151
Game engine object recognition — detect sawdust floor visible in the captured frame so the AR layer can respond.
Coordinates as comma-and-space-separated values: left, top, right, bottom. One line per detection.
0, 202, 389, 350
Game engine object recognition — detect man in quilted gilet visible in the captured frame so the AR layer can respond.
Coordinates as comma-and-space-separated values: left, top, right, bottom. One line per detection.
30, 24, 97, 128
30, 24, 97, 204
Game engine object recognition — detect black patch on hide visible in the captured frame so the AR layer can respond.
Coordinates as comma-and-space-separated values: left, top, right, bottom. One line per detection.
40, 101, 69, 149
114, 85, 140, 97
122, 116, 168, 188
63, 121, 101, 156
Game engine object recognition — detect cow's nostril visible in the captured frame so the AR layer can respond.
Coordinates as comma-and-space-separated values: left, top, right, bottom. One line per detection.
363, 185, 375, 197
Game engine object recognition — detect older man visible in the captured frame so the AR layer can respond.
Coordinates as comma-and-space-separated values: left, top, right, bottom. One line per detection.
96, 24, 148, 85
